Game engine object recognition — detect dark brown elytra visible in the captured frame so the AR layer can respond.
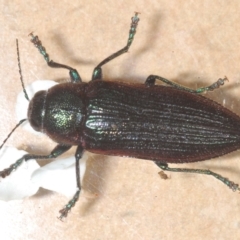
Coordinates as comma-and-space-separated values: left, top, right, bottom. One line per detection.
0, 13, 240, 220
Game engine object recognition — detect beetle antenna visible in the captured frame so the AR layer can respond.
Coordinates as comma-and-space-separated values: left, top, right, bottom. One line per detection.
16, 39, 29, 101
0, 41, 29, 150
0, 119, 27, 150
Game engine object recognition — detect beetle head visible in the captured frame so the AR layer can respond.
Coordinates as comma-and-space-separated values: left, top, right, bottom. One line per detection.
27, 90, 47, 132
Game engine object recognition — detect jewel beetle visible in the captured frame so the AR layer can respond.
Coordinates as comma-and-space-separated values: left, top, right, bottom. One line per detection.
1, 13, 240, 219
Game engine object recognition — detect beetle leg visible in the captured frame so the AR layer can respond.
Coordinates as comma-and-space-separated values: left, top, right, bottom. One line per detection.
155, 162, 240, 192
29, 33, 82, 83
58, 145, 83, 220
145, 75, 228, 94
91, 12, 140, 81
0, 144, 71, 178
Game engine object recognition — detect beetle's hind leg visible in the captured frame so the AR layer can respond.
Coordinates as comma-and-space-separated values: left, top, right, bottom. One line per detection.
145, 75, 228, 93
91, 12, 140, 81
155, 162, 240, 192
58, 146, 83, 220
29, 33, 82, 83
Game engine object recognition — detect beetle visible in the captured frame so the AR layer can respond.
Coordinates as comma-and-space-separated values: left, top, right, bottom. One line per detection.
1, 13, 240, 219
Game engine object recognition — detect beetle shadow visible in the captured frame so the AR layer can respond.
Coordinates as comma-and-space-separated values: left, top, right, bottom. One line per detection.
79, 153, 111, 216
31, 188, 54, 199
134, 12, 163, 57
198, 138, 240, 177
50, 32, 94, 66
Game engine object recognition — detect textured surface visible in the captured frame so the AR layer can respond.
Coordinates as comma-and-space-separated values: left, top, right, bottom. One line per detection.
84, 80, 240, 162
1, 1, 240, 240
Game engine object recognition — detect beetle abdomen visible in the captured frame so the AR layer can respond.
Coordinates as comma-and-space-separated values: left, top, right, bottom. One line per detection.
84, 80, 240, 163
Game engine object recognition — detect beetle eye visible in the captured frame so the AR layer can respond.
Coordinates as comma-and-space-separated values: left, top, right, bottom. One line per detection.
27, 90, 47, 132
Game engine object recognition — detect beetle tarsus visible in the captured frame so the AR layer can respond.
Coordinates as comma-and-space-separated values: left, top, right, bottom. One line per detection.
225, 180, 240, 192
0, 168, 12, 178
206, 76, 229, 91
29, 33, 50, 63
0, 158, 24, 178
127, 12, 140, 48
197, 76, 229, 93
58, 190, 80, 220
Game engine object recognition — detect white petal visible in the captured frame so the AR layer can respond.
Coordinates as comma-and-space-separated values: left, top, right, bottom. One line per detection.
0, 147, 40, 201
31, 153, 88, 198
16, 80, 57, 133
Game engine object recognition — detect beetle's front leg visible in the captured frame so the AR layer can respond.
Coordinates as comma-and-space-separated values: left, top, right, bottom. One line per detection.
0, 144, 71, 178
145, 75, 228, 93
58, 145, 83, 220
155, 162, 240, 192
29, 33, 82, 83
